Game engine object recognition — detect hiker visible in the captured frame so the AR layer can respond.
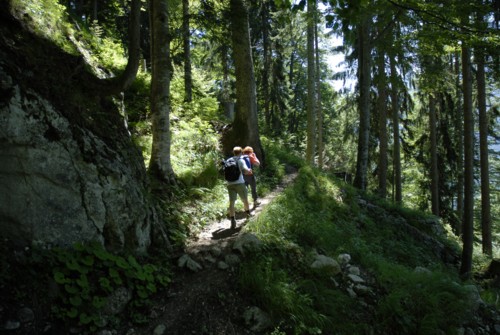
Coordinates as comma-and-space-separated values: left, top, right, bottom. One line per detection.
242, 146, 261, 208
225, 146, 252, 229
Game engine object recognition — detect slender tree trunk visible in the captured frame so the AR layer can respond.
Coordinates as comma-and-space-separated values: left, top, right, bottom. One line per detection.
454, 52, 464, 235
315, 10, 324, 169
182, 0, 192, 102
221, 45, 233, 120
390, 53, 402, 203
103, 0, 141, 95
354, 16, 371, 190
92, 0, 98, 22
261, 0, 271, 132
226, 0, 264, 161
306, 0, 317, 165
377, 52, 388, 199
477, 48, 492, 256
429, 94, 440, 216
149, 0, 175, 184
460, 44, 474, 277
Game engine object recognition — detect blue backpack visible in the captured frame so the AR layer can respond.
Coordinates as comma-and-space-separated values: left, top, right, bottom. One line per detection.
242, 155, 251, 169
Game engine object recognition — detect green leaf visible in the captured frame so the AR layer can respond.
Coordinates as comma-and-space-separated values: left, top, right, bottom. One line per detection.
64, 284, 79, 295
115, 257, 130, 269
99, 277, 112, 292
93, 248, 110, 261
69, 296, 82, 307
74, 242, 85, 251
127, 255, 141, 270
146, 282, 157, 293
54, 271, 68, 284
137, 287, 148, 299
66, 258, 81, 271
67, 307, 78, 318
76, 274, 89, 288
81, 255, 94, 267
109, 267, 120, 278
143, 264, 156, 274
92, 296, 107, 309
79, 312, 93, 325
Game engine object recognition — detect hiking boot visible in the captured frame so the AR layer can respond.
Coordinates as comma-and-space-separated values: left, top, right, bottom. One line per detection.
230, 217, 237, 229
253, 200, 261, 208
245, 210, 253, 218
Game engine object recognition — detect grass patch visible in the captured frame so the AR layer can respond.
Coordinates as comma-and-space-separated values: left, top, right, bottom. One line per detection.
241, 167, 473, 334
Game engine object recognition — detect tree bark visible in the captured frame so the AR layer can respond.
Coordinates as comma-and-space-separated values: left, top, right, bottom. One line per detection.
390, 53, 402, 203
305, 0, 317, 166
477, 47, 492, 256
104, 0, 142, 95
354, 16, 371, 190
460, 44, 474, 277
182, 0, 192, 102
261, 0, 271, 132
226, 0, 264, 162
377, 52, 388, 199
148, 0, 176, 184
315, 15, 324, 169
454, 52, 463, 235
429, 94, 440, 216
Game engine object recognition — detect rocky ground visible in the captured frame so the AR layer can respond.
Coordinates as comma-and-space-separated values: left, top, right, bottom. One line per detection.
119, 171, 299, 335
3, 169, 500, 335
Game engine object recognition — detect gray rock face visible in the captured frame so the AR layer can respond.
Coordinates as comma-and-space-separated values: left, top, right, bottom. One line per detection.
0, 66, 156, 253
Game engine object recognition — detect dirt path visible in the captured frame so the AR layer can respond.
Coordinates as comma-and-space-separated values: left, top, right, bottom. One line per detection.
185, 169, 299, 255
134, 169, 299, 335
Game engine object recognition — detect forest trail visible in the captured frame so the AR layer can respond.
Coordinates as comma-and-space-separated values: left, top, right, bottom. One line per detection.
185, 167, 299, 255
133, 168, 299, 335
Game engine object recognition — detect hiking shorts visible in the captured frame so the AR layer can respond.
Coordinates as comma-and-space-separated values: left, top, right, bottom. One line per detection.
227, 183, 248, 203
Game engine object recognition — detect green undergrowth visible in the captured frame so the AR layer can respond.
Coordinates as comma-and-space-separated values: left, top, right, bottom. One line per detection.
240, 166, 474, 335
0, 241, 171, 334
157, 135, 304, 247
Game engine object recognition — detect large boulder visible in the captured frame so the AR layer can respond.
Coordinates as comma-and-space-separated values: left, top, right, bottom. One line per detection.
0, 5, 158, 253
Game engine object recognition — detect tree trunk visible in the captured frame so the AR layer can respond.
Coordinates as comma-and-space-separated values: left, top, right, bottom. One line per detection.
226, 0, 264, 162
221, 45, 233, 120
315, 18, 324, 169
261, 0, 271, 132
460, 44, 474, 277
305, 0, 317, 166
148, 0, 175, 184
477, 48, 492, 256
390, 53, 402, 203
429, 94, 440, 216
354, 16, 371, 190
454, 52, 464, 235
100, 0, 141, 96
182, 0, 192, 102
377, 52, 388, 199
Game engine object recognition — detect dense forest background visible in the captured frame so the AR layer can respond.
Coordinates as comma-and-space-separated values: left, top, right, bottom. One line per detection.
1, 0, 500, 334
40, 0, 499, 266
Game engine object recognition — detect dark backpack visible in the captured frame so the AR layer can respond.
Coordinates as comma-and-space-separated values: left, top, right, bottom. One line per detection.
222, 157, 241, 182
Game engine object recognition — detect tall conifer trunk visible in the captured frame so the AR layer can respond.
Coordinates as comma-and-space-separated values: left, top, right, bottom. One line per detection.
390, 53, 402, 203
477, 48, 492, 256
354, 15, 371, 190
460, 45, 474, 277
429, 94, 439, 216
306, 0, 317, 165
454, 52, 464, 235
315, 9, 323, 169
182, 0, 192, 102
377, 52, 388, 198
